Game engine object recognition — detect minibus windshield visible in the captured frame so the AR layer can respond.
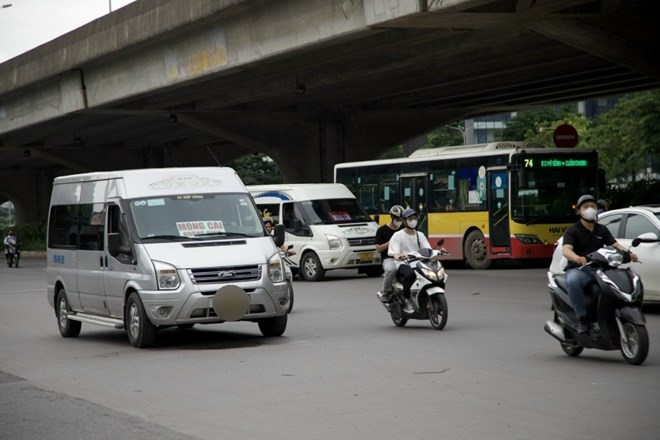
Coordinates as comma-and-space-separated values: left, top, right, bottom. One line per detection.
129, 193, 264, 239
302, 198, 372, 225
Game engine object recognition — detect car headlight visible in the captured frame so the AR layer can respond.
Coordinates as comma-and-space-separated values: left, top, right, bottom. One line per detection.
153, 260, 180, 290
514, 234, 543, 245
268, 253, 285, 283
326, 234, 342, 250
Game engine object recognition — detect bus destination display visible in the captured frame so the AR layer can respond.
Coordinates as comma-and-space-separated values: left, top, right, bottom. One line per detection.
523, 157, 590, 168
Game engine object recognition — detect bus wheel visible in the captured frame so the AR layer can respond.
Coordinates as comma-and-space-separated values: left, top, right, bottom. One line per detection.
464, 230, 491, 270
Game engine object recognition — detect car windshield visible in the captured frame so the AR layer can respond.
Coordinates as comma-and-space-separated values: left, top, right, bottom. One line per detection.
302, 198, 372, 225
128, 193, 263, 240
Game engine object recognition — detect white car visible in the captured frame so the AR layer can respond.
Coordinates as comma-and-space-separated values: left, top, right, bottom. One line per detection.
549, 205, 660, 302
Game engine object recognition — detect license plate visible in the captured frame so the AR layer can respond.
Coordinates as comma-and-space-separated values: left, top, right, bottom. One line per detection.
359, 252, 373, 263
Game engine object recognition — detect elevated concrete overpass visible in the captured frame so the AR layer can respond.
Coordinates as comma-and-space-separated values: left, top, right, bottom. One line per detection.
1, 0, 659, 223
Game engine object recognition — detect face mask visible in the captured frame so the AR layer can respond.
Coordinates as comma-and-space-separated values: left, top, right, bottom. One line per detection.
580, 207, 597, 222
406, 219, 418, 229
392, 220, 402, 228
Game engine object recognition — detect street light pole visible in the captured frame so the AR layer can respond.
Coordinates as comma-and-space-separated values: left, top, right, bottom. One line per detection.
445, 125, 466, 145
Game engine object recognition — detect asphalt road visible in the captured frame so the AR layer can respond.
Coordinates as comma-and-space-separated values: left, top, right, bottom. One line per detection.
1, 258, 659, 440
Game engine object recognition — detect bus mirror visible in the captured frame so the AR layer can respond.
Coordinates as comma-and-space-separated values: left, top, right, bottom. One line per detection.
273, 224, 285, 247
517, 171, 528, 188
108, 233, 120, 255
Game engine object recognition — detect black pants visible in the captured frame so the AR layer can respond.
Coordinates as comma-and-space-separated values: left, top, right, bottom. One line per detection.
397, 265, 416, 298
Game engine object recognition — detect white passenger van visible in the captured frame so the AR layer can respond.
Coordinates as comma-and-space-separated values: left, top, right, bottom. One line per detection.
248, 183, 381, 281
46, 167, 289, 348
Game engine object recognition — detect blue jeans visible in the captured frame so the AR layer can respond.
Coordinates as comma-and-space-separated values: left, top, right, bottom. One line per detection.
565, 266, 597, 318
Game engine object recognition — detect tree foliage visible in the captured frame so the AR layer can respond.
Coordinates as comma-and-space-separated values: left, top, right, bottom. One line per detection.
587, 89, 660, 181
226, 153, 283, 185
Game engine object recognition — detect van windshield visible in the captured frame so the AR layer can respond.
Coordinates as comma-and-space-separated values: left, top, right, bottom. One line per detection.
302, 198, 372, 225
129, 193, 263, 240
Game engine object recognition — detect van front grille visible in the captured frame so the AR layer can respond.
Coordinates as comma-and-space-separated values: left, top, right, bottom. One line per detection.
347, 237, 375, 247
188, 265, 261, 284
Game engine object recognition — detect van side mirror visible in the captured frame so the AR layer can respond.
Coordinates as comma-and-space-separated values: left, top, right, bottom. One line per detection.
273, 224, 285, 247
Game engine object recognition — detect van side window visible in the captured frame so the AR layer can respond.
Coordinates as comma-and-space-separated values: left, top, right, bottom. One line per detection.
48, 203, 105, 250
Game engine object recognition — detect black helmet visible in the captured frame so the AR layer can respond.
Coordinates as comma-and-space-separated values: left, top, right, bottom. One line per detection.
389, 205, 404, 218
576, 194, 597, 209
401, 208, 417, 219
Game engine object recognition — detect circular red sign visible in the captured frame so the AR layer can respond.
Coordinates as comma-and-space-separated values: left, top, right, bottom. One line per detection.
553, 124, 579, 148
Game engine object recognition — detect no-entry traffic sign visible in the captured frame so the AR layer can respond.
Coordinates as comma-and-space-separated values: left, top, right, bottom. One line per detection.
553, 124, 578, 148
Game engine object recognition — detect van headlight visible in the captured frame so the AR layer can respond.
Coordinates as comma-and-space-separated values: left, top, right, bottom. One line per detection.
153, 260, 180, 290
268, 253, 285, 283
326, 234, 342, 250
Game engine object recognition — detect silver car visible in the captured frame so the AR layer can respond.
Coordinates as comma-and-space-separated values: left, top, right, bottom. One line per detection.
549, 205, 660, 302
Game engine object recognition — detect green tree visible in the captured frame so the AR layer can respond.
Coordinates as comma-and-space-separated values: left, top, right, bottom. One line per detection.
501, 105, 575, 141
523, 113, 590, 147
226, 153, 283, 185
588, 89, 660, 182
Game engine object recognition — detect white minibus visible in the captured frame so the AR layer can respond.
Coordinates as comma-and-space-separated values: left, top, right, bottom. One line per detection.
46, 167, 289, 347
248, 183, 381, 281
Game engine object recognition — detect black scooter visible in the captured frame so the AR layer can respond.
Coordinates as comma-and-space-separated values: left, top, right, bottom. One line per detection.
545, 239, 651, 365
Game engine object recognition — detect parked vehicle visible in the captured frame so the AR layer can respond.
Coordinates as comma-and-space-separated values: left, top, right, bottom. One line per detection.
46, 167, 290, 348
249, 183, 381, 281
381, 245, 449, 330
550, 205, 660, 302
545, 241, 651, 365
596, 205, 660, 301
5, 242, 19, 268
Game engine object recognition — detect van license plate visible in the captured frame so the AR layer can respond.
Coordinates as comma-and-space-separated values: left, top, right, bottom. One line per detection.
359, 253, 373, 263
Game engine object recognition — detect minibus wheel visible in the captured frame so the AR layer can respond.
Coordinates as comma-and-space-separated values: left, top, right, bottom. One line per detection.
125, 292, 156, 348
56, 289, 81, 338
258, 314, 287, 337
301, 252, 325, 281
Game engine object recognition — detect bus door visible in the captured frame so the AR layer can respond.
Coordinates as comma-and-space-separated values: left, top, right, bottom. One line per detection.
487, 168, 510, 253
400, 173, 428, 236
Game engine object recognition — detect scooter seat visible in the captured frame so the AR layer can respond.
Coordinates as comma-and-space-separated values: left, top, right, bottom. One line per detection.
553, 273, 599, 309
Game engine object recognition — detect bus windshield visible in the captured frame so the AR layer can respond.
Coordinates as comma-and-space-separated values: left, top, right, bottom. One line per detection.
301, 198, 372, 225
128, 193, 263, 240
511, 163, 598, 223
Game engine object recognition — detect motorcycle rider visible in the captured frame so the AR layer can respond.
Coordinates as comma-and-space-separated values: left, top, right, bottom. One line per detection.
375, 205, 404, 303
4, 229, 18, 263
389, 208, 444, 313
562, 194, 637, 332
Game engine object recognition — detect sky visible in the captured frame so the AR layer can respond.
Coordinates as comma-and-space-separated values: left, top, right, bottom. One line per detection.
0, 0, 138, 63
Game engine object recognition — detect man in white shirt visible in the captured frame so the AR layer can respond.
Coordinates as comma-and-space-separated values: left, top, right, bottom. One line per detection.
388, 208, 437, 313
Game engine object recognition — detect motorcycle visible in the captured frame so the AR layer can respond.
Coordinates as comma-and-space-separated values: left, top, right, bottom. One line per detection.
5, 242, 20, 268
380, 243, 449, 330
544, 239, 650, 365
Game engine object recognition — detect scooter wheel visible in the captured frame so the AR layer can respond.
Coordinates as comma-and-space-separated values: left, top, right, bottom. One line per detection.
620, 322, 649, 365
390, 298, 408, 327
560, 342, 583, 357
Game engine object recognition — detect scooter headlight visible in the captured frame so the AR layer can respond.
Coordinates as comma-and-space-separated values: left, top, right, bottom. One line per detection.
605, 251, 623, 267
420, 266, 444, 282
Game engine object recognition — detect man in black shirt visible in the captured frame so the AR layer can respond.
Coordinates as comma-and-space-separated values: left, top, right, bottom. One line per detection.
375, 205, 404, 302
562, 195, 637, 331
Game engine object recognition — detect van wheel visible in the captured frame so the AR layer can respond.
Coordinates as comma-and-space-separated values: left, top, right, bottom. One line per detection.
464, 230, 491, 269
125, 292, 156, 348
258, 314, 287, 337
301, 252, 325, 281
56, 289, 81, 338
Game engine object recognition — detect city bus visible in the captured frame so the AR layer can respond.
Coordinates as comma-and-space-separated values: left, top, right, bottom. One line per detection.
334, 141, 600, 269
